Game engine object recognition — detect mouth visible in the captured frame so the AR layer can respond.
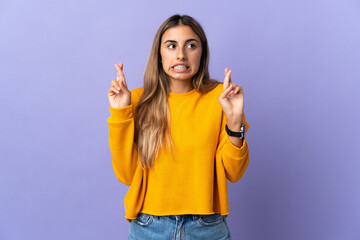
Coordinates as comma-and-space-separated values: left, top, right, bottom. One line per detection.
171, 64, 190, 72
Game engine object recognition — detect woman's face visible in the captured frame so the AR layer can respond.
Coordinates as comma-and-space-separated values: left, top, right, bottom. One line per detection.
160, 25, 202, 84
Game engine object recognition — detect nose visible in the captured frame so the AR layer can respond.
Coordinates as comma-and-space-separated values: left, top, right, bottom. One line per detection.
176, 47, 186, 60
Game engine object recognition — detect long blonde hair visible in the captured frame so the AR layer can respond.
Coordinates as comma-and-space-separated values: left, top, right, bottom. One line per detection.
135, 14, 220, 170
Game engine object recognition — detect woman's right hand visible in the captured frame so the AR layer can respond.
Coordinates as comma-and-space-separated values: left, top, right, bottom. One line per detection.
108, 63, 131, 108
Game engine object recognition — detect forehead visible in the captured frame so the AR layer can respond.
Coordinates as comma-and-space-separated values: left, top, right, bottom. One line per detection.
161, 25, 200, 43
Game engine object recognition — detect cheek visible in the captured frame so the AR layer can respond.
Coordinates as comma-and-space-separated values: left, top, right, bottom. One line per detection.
160, 51, 170, 68
193, 51, 202, 69
161, 60, 169, 72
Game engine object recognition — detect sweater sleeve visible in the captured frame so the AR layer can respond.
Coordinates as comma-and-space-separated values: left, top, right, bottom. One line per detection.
216, 111, 250, 183
107, 88, 142, 186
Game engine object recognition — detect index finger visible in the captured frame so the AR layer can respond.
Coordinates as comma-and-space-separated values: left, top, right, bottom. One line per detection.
223, 68, 232, 90
115, 63, 126, 81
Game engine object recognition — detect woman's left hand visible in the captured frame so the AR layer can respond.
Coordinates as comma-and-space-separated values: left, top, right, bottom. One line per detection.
218, 68, 244, 130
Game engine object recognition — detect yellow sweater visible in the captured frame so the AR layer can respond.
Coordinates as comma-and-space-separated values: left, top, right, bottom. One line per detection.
107, 83, 250, 223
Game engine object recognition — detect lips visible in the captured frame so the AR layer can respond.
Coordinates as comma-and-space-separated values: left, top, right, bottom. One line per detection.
171, 64, 190, 73
172, 64, 190, 69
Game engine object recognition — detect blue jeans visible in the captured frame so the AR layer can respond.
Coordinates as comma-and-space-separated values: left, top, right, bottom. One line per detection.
128, 213, 232, 240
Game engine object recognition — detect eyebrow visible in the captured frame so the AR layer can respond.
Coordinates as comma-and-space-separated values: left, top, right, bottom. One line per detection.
164, 39, 199, 44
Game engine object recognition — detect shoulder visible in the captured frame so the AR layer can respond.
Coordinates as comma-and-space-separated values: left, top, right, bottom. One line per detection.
130, 87, 144, 106
213, 83, 224, 94
195, 83, 224, 112
202, 82, 224, 98
131, 87, 144, 96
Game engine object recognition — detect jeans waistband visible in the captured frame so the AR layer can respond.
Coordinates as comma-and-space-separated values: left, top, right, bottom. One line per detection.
144, 213, 224, 222
165, 214, 199, 221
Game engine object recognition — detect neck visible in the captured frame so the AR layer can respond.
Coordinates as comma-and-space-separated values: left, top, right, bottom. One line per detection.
169, 79, 193, 93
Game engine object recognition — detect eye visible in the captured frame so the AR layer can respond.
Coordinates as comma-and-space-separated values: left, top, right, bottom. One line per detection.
188, 43, 196, 49
168, 44, 176, 49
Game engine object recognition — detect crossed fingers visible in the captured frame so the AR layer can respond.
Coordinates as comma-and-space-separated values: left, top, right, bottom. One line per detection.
115, 63, 127, 88
223, 68, 241, 95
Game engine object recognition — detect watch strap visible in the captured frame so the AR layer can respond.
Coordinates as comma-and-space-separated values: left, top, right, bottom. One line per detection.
225, 123, 245, 138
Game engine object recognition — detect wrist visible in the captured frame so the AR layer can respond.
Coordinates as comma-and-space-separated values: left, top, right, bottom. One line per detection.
225, 123, 245, 139
226, 115, 243, 131
226, 120, 243, 132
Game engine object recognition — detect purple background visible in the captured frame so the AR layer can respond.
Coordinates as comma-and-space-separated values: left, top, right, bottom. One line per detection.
1, 0, 359, 239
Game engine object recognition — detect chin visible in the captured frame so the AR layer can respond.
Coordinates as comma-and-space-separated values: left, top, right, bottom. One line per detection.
170, 76, 193, 82
169, 72, 196, 80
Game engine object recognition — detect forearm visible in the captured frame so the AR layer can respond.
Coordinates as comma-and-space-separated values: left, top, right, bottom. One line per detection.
108, 106, 139, 186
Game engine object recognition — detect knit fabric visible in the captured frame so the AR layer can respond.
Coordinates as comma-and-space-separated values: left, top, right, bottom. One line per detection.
107, 83, 250, 223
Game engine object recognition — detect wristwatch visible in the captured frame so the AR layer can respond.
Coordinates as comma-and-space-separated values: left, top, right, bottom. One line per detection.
225, 123, 245, 139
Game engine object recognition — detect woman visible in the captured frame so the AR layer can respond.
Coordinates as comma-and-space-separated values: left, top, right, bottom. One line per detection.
107, 14, 249, 240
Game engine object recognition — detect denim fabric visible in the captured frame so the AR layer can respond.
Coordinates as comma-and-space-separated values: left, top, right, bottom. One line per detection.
128, 213, 232, 240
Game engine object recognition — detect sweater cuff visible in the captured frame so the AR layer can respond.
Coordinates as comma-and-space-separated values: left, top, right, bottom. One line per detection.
224, 136, 247, 159
108, 105, 134, 121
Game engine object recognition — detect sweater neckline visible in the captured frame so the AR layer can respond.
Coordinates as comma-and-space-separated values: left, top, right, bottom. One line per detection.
169, 88, 197, 98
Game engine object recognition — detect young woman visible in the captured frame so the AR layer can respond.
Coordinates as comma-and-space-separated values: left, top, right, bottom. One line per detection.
107, 14, 250, 240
